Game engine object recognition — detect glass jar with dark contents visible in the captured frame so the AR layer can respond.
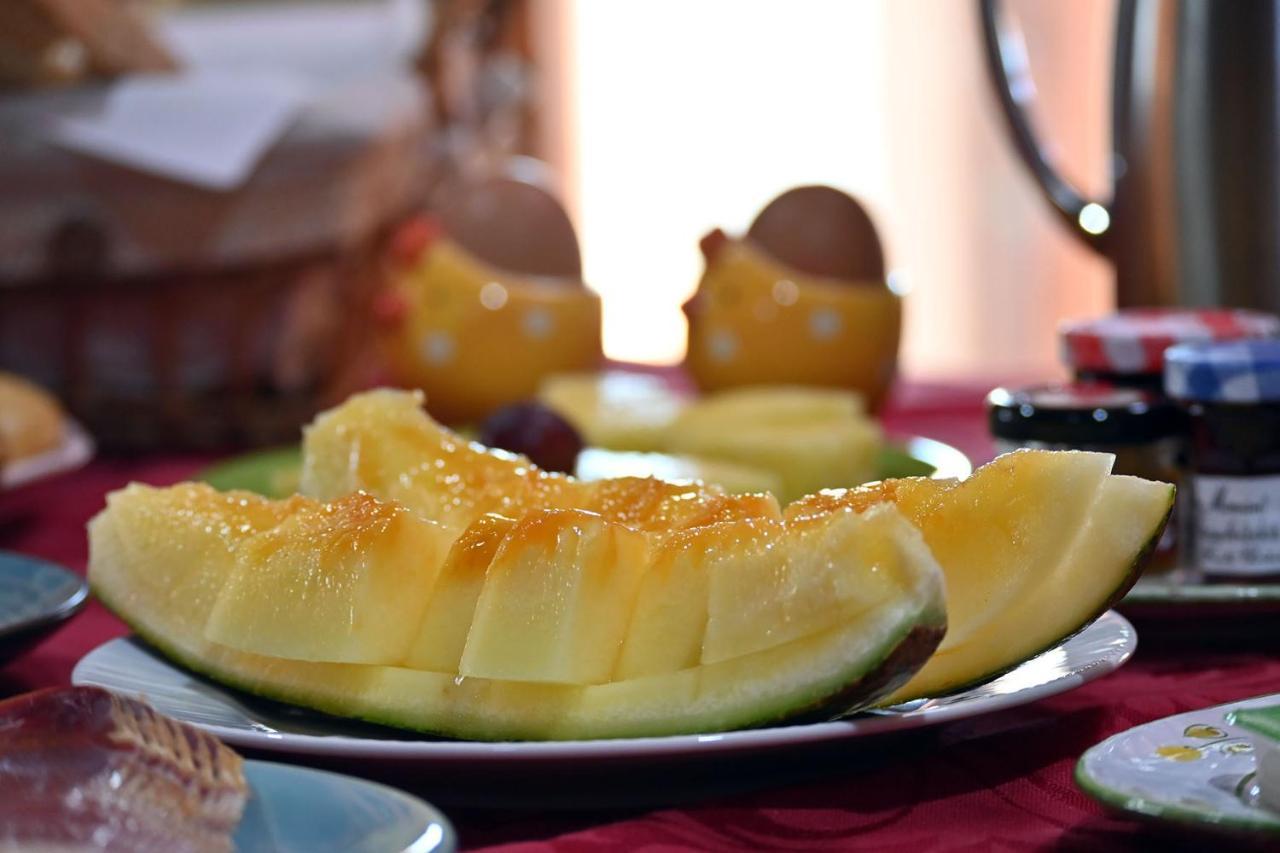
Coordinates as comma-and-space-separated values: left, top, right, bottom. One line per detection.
987, 384, 1183, 575
1166, 341, 1280, 584
1060, 308, 1280, 392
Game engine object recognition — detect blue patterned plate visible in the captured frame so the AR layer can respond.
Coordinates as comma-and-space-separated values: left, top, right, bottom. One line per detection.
236, 761, 455, 852
0, 551, 88, 665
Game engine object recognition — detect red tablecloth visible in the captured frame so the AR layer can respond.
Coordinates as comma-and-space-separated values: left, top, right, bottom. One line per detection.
3, 381, 1278, 852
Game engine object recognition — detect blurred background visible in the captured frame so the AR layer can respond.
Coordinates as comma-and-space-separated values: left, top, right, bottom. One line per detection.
0, 0, 1136, 450
550, 0, 1113, 376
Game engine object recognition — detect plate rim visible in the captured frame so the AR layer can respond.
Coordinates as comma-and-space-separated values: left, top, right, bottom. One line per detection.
1123, 579, 1280, 606
1075, 694, 1280, 839
240, 758, 456, 852
0, 551, 89, 642
71, 611, 1135, 763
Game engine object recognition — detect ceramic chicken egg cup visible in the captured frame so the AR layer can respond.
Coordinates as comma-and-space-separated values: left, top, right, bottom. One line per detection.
376, 224, 602, 424
684, 237, 901, 412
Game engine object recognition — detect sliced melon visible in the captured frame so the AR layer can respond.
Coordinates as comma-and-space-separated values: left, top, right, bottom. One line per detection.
300, 389, 780, 536
787, 449, 1172, 701
88, 483, 944, 740
614, 522, 740, 680
883, 474, 1172, 702
537, 371, 689, 452
459, 510, 650, 684
403, 513, 516, 673
575, 448, 783, 498
87, 483, 290, 638
204, 493, 451, 665
704, 503, 940, 664
788, 449, 1115, 651
665, 386, 882, 503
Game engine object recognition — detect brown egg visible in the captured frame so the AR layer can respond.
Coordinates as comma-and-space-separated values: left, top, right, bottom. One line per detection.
436, 174, 583, 281
746, 185, 885, 282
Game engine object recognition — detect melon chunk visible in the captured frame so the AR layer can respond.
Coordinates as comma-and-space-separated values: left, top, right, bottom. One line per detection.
403, 513, 516, 673
299, 388, 570, 531
459, 510, 650, 684
884, 474, 1172, 702
87, 483, 289, 638
299, 389, 780, 537
613, 523, 735, 680
88, 481, 945, 740
664, 386, 883, 503
704, 503, 942, 664
787, 449, 1171, 701
789, 449, 1115, 651
203, 493, 451, 666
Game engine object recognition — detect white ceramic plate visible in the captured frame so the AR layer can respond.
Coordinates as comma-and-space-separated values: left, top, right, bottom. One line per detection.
236, 760, 454, 852
1076, 693, 1280, 841
1, 420, 94, 489
72, 611, 1134, 765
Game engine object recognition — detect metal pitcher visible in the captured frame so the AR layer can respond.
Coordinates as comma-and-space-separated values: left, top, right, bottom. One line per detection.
980, 0, 1280, 312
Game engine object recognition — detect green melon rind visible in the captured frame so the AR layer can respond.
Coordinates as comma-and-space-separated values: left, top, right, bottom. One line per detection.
883, 482, 1173, 705
93, 578, 944, 742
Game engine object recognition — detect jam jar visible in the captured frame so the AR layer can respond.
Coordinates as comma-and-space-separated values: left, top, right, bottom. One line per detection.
987, 383, 1183, 574
1060, 308, 1280, 393
1165, 340, 1280, 584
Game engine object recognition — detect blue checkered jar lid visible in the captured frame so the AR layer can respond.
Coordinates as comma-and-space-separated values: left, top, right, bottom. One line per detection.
1164, 339, 1280, 403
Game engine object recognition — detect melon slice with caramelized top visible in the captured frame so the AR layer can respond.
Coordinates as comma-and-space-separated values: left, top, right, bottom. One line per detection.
787, 449, 1174, 701
403, 513, 516, 674
203, 493, 452, 665
299, 389, 781, 535
459, 509, 650, 684
89, 480, 946, 740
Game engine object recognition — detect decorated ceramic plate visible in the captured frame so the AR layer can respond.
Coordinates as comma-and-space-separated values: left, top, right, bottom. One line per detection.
0, 550, 89, 665
197, 435, 972, 501
1076, 693, 1280, 841
0, 420, 94, 489
73, 611, 1132, 767
236, 760, 454, 852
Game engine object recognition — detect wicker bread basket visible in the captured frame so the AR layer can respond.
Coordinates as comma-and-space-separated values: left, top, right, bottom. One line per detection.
0, 73, 436, 449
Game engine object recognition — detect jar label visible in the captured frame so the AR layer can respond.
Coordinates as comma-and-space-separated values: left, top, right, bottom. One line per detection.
1191, 474, 1280, 576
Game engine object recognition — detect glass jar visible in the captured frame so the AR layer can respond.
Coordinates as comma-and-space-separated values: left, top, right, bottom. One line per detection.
1060, 308, 1280, 392
987, 383, 1183, 575
1166, 340, 1280, 584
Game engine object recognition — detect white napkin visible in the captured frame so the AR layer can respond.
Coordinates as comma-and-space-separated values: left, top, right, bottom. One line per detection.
50, 70, 309, 191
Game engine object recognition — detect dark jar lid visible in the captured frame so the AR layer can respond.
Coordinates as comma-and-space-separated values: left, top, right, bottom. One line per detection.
987, 383, 1183, 445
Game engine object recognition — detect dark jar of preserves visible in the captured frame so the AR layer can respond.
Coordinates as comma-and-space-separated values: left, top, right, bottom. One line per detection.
987, 383, 1183, 574
1165, 340, 1280, 583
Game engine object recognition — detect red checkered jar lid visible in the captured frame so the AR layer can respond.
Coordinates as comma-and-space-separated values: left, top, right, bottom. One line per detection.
1059, 308, 1280, 376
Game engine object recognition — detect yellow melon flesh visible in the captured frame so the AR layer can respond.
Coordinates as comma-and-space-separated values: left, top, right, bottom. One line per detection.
88, 482, 945, 740
665, 386, 882, 504
403, 514, 516, 673
87, 483, 290, 638
203, 493, 451, 666
613, 522, 736, 680
300, 389, 781, 535
884, 474, 1172, 702
459, 510, 650, 685
787, 449, 1171, 701
789, 449, 1115, 651
704, 503, 941, 664
575, 448, 784, 496
537, 371, 689, 452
